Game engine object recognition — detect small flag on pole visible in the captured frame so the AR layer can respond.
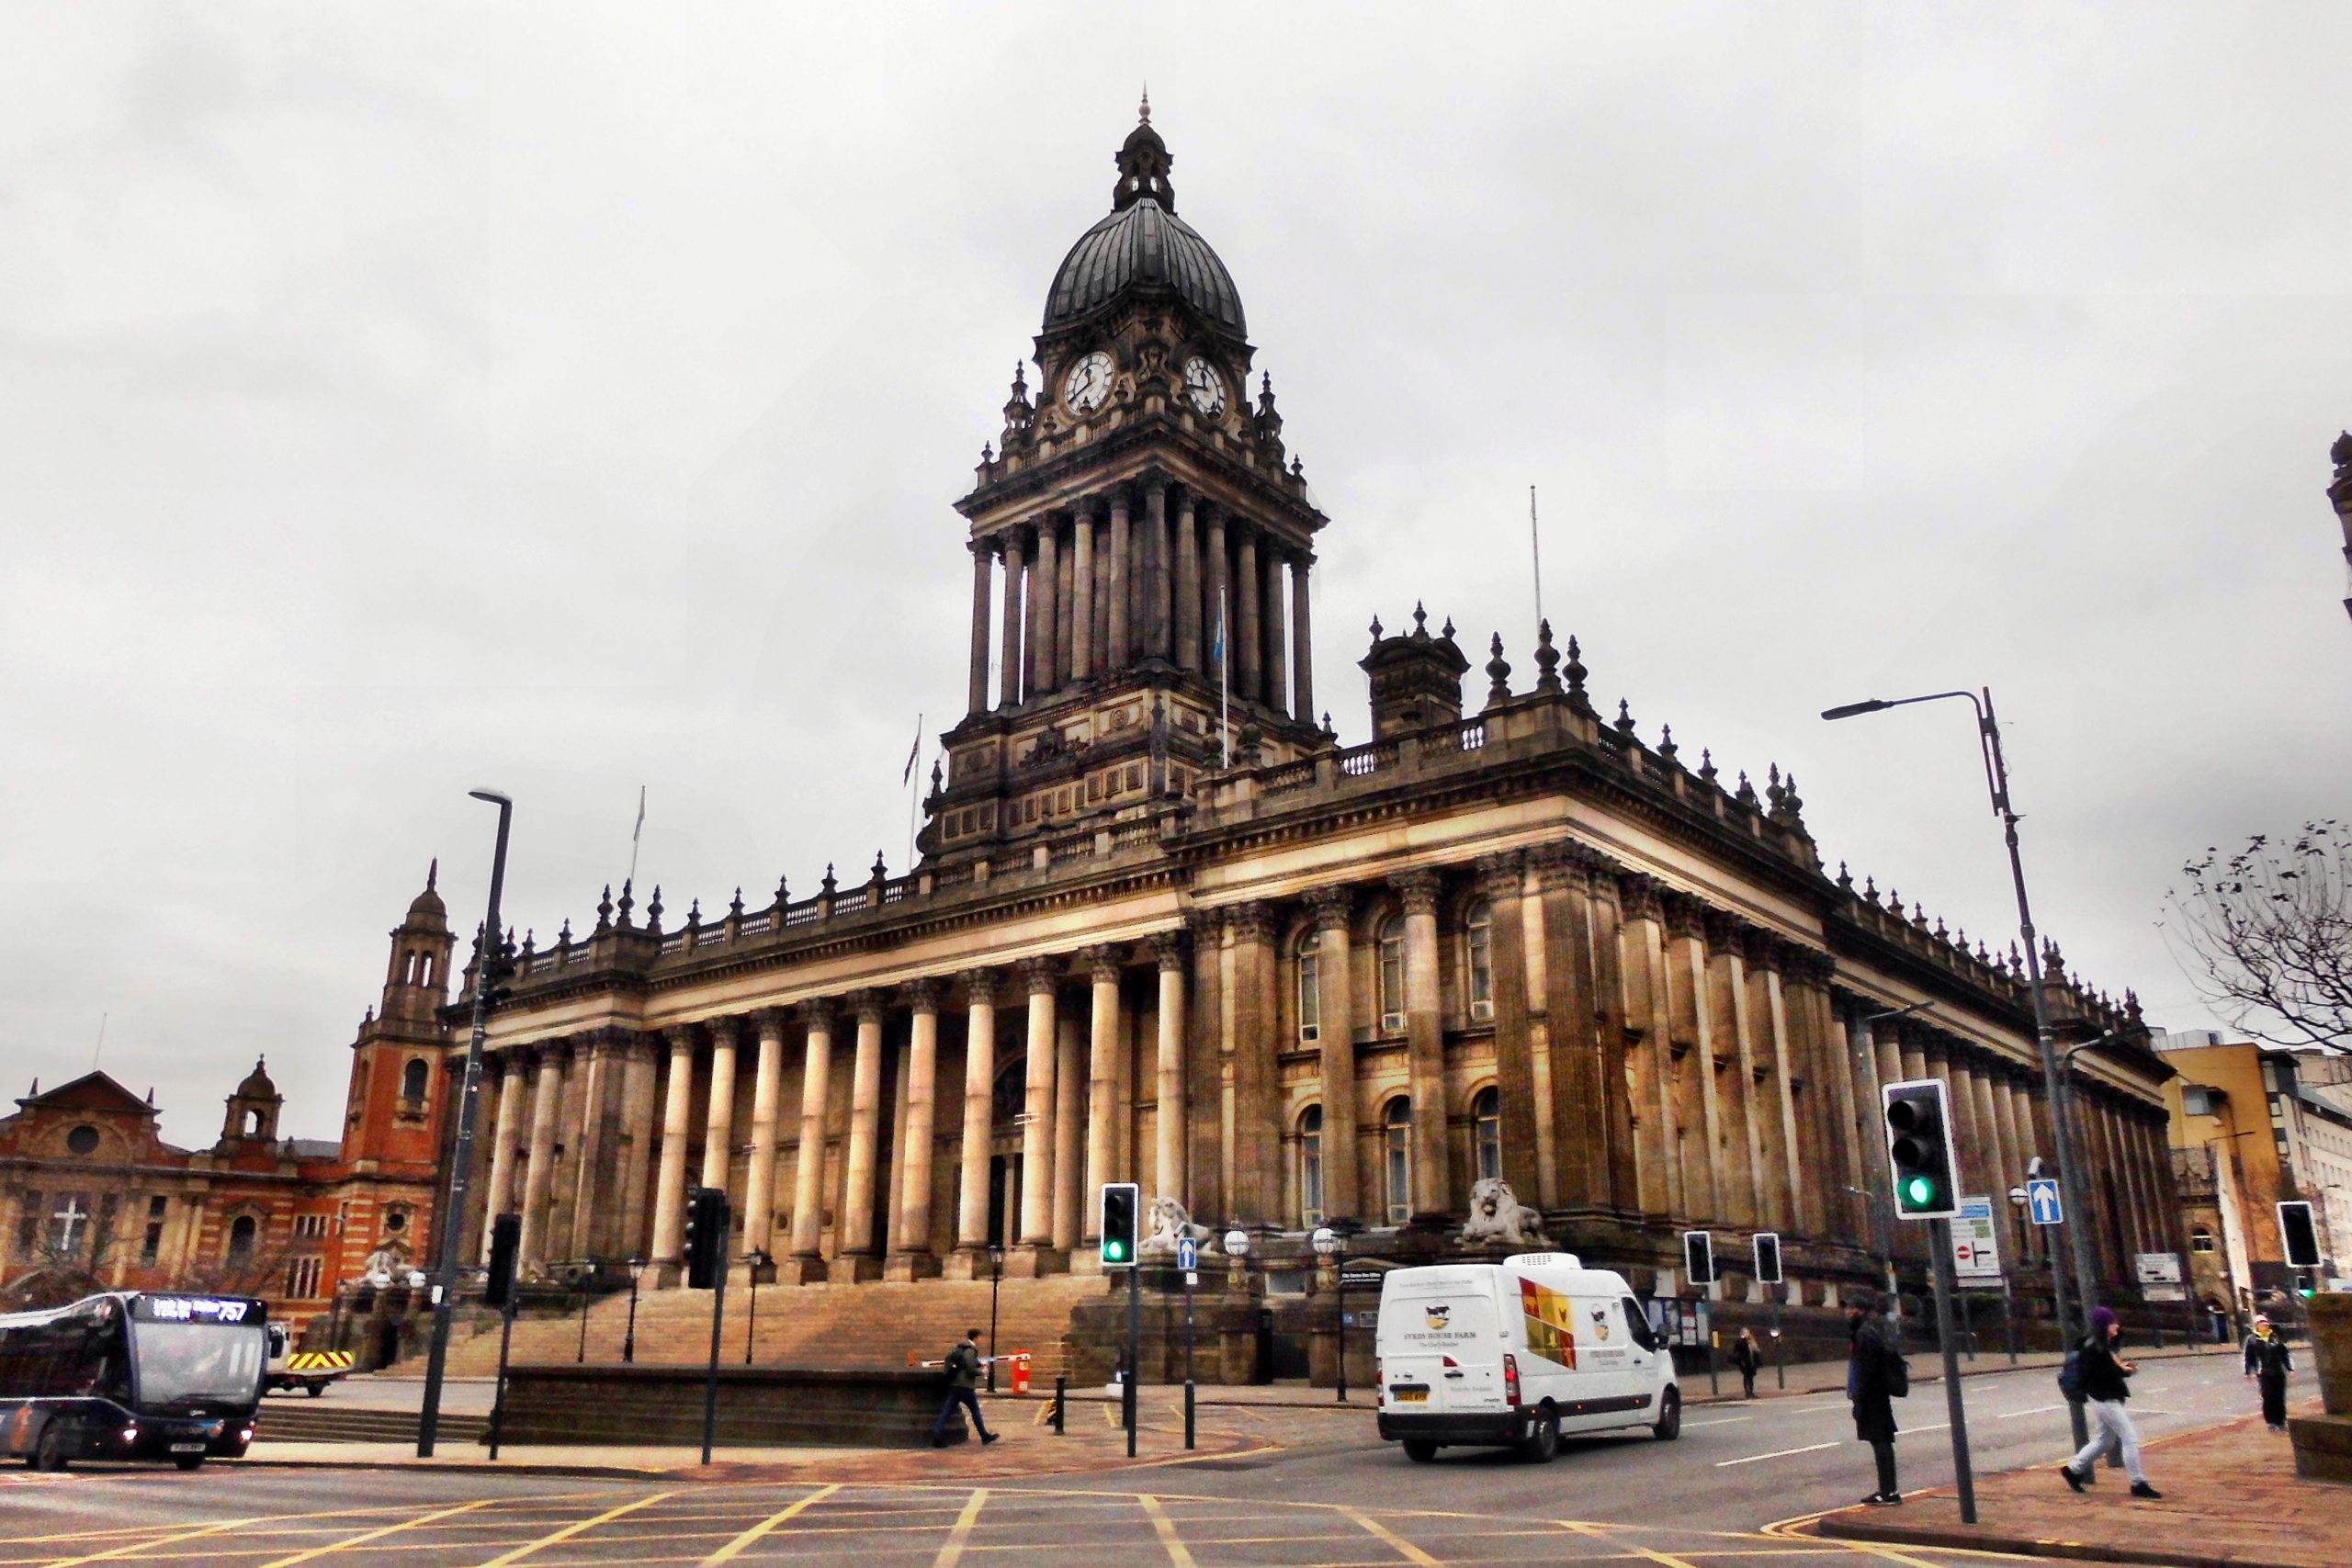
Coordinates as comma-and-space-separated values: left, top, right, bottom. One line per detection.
901, 716, 923, 785
632, 785, 646, 845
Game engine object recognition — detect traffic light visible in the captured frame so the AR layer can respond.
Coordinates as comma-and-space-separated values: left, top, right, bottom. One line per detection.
1883, 1078, 1960, 1219
2278, 1200, 2323, 1269
684, 1186, 732, 1290
483, 1213, 521, 1308
1100, 1183, 1140, 1268
1752, 1231, 1782, 1286
1682, 1229, 1714, 1287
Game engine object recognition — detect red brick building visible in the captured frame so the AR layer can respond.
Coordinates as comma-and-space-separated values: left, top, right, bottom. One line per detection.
0, 870, 457, 1337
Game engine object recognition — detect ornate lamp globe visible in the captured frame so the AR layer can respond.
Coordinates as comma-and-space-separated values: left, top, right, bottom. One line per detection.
1223, 1228, 1250, 1258
1311, 1225, 1339, 1257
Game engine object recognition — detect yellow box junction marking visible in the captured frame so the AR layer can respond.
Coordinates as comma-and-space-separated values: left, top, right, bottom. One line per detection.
473, 1488, 680, 1567
702, 1483, 842, 1566
1136, 1495, 1197, 1568
1342, 1506, 1445, 1567
252, 1497, 496, 1568
932, 1488, 989, 1568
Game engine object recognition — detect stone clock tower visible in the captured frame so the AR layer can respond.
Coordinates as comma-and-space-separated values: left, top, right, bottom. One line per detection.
926, 101, 1329, 867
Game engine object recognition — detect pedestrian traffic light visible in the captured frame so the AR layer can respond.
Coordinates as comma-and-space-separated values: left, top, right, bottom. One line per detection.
1752, 1231, 1783, 1286
1682, 1229, 1714, 1287
2278, 1200, 2323, 1269
1882, 1078, 1960, 1219
1100, 1182, 1140, 1269
483, 1213, 521, 1308
684, 1186, 732, 1290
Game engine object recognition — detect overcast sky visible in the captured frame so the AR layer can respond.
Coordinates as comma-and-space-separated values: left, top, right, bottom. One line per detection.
6, 4, 2347, 1149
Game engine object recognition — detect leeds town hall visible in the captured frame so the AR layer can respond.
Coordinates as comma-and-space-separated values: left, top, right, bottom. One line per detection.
360, 111, 2185, 1371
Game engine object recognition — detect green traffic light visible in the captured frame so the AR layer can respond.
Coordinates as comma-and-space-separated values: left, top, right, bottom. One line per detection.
1105, 1241, 1126, 1262
1901, 1175, 1937, 1209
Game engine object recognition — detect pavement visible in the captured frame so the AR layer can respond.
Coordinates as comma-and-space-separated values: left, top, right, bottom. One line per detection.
1810, 1398, 2347, 1568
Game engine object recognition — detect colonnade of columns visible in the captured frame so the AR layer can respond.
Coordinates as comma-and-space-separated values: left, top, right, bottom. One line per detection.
967, 477, 1314, 722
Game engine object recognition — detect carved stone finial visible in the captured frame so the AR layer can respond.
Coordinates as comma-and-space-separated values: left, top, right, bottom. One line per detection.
1657, 723, 1678, 761
1614, 698, 1635, 739
729, 886, 744, 919
1698, 748, 1718, 784
1735, 770, 1759, 807
558, 917, 572, 946
2334, 430, 2352, 470
1836, 861, 1852, 889
1321, 710, 1336, 737
1563, 633, 1591, 713
616, 879, 635, 929
1485, 633, 1511, 701
1864, 875, 1880, 905
1781, 771, 1805, 818
773, 874, 790, 908
1532, 619, 1561, 694
1368, 613, 1384, 640
821, 863, 838, 896
1411, 602, 1429, 637
644, 886, 663, 933
595, 884, 614, 933
685, 898, 701, 930
871, 850, 888, 883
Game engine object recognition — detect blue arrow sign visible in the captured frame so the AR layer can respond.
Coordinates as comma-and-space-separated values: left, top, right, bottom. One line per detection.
1176, 1236, 1198, 1271
2026, 1178, 2064, 1225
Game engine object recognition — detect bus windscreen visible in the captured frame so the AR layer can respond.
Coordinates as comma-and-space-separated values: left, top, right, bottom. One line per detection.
134, 1322, 265, 1405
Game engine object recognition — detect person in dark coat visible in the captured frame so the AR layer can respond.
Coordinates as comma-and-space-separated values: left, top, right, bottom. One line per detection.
1731, 1327, 1762, 1398
1847, 1292, 1901, 1506
2244, 1314, 2294, 1431
2061, 1306, 2160, 1499
930, 1328, 1001, 1448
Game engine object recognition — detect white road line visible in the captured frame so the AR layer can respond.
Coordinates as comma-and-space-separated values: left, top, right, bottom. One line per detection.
1995, 1403, 2066, 1418
1716, 1440, 1838, 1466
1687, 1416, 1756, 1427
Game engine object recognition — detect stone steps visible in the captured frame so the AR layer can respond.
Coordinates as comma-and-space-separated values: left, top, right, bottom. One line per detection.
254, 1403, 489, 1446
438, 1274, 1103, 1383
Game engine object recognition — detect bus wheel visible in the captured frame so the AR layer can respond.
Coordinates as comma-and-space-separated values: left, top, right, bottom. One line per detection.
174, 1454, 206, 1472
1401, 1439, 1438, 1463
33, 1425, 70, 1472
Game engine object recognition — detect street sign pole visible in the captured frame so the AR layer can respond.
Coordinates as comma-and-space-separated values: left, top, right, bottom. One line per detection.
1125, 1258, 1140, 1459
1928, 1217, 1978, 1524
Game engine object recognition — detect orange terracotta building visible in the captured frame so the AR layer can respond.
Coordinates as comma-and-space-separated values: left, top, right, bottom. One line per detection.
0, 870, 458, 1346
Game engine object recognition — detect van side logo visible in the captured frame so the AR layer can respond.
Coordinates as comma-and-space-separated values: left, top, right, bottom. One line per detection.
1423, 1304, 1452, 1330
1589, 1304, 1611, 1341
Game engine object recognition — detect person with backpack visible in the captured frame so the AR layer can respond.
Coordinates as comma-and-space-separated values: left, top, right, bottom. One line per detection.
1731, 1327, 1762, 1399
930, 1327, 1001, 1449
2060, 1306, 2160, 1499
1847, 1292, 1905, 1506
2243, 1314, 2294, 1431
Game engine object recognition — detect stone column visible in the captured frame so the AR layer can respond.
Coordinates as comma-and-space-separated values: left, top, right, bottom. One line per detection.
1144, 475, 1171, 661
1052, 1003, 1085, 1254
515, 1043, 567, 1269
998, 533, 1024, 707
615, 1035, 660, 1260
833, 990, 888, 1280
1666, 897, 1723, 1223
1941, 1044, 1986, 1200
1262, 545, 1288, 718
1106, 490, 1132, 672
1031, 522, 1059, 698
1843, 998, 1892, 1242
481, 1051, 529, 1258
1390, 869, 1449, 1221
1291, 553, 1315, 726
1081, 946, 1125, 1248
1203, 505, 1229, 685
1306, 887, 1359, 1221
1152, 933, 1187, 1205
1015, 957, 1060, 1259
1235, 525, 1261, 703
1617, 874, 1681, 1216
888, 979, 943, 1279
952, 970, 999, 1262
742, 1010, 788, 1255
568, 1030, 628, 1258
967, 540, 992, 716
1227, 902, 1281, 1224
1478, 853, 1542, 1201
1757, 952, 1809, 1234
700, 1018, 741, 1198
786, 1007, 834, 1273
1070, 507, 1096, 682
1532, 848, 1600, 1210
1185, 910, 1227, 1226
1054, 518, 1075, 686
1174, 491, 1202, 671
650, 1029, 695, 1274
1706, 913, 1763, 1228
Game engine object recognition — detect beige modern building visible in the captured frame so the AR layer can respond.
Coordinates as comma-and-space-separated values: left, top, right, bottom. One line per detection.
410, 108, 2181, 1358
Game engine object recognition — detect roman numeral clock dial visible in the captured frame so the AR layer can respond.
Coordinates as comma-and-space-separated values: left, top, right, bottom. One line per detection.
1183, 355, 1226, 417
1062, 350, 1113, 414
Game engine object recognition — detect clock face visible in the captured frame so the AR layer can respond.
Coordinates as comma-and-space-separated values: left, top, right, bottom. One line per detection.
1062, 350, 1114, 414
1183, 356, 1226, 416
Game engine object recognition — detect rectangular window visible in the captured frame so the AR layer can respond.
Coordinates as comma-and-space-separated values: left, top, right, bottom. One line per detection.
1298, 952, 1321, 1043
16, 1190, 39, 1261
148, 1194, 168, 1218
141, 1223, 164, 1263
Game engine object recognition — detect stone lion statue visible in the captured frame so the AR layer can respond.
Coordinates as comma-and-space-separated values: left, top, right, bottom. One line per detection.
1459, 1177, 1546, 1247
1137, 1195, 1216, 1258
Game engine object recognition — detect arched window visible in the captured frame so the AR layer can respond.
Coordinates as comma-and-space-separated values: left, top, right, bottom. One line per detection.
1298, 1106, 1325, 1226
1464, 901, 1494, 1021
1296, 929, 1323, 1043
401, 1058, 430, 1101
1376, 915, 1407, 1032
1471, 1087, 1501, 1182
418, 953, 435, 987
1384, 1098, 1413, 1224
227, 1214, 257, 1260
243, 1109, 263, 1137
2190, 1225, 2216, 1253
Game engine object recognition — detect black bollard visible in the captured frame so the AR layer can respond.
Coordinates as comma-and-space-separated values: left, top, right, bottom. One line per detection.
1052, 1374, 1067, 1435
1183, 1379, 1195, 1450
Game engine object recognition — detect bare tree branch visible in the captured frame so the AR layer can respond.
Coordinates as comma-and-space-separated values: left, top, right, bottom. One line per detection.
2162, 819, 2352, 1051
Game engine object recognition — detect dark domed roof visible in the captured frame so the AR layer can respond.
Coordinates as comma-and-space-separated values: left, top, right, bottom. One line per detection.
1043, 101, 1244, 336
235, 1056, 277, 1099
1046, 199, 1245, 335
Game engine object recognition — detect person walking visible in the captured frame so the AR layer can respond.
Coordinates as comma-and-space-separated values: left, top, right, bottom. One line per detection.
2244, 1314, 2294, 1432
2060, 1306, 2161, 1499
1847, 1292, 1903, 1506
1731, 1327, 1762, 1399
930, 1327, 1001, 1449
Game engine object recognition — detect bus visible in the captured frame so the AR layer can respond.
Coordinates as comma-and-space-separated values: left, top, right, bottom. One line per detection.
0, 1292, 266, 1472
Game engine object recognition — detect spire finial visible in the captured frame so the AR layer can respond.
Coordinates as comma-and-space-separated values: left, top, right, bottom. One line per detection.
1138, 86, 1150, 125
426, 857, 437, 892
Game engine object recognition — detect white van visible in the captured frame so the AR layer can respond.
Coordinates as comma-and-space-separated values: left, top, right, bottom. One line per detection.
1374, 1253, 1679, 1461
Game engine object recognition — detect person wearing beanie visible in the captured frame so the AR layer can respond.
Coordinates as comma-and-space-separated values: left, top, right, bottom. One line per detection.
2061, 1307, 2161, 1499
2243, 1314, 2294, 1431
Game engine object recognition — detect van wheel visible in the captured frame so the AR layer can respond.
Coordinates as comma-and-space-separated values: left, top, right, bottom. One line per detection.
306, 1382, 325, 1398
1401, 1439, 1438, 1463
33, 1424, 71, 1472
174, 1454, 206, 1472
1521, 1408, 1561, 1463
1652, 1388, 1681, 1441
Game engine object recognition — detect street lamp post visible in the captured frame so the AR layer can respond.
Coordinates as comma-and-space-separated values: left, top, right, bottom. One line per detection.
743, 1249, 774, 1365
986, 1246, 1004, 1393
623, 1257, 645, 1363
416, 787, 513, 1460
1312, 1226, 1345, 1402
575, 1264, 593, 1363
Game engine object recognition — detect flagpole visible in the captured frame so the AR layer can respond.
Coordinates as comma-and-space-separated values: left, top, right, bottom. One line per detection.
902, 714, 924, 874
1530, 484, 1544, 629
627, 785, 646, 889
